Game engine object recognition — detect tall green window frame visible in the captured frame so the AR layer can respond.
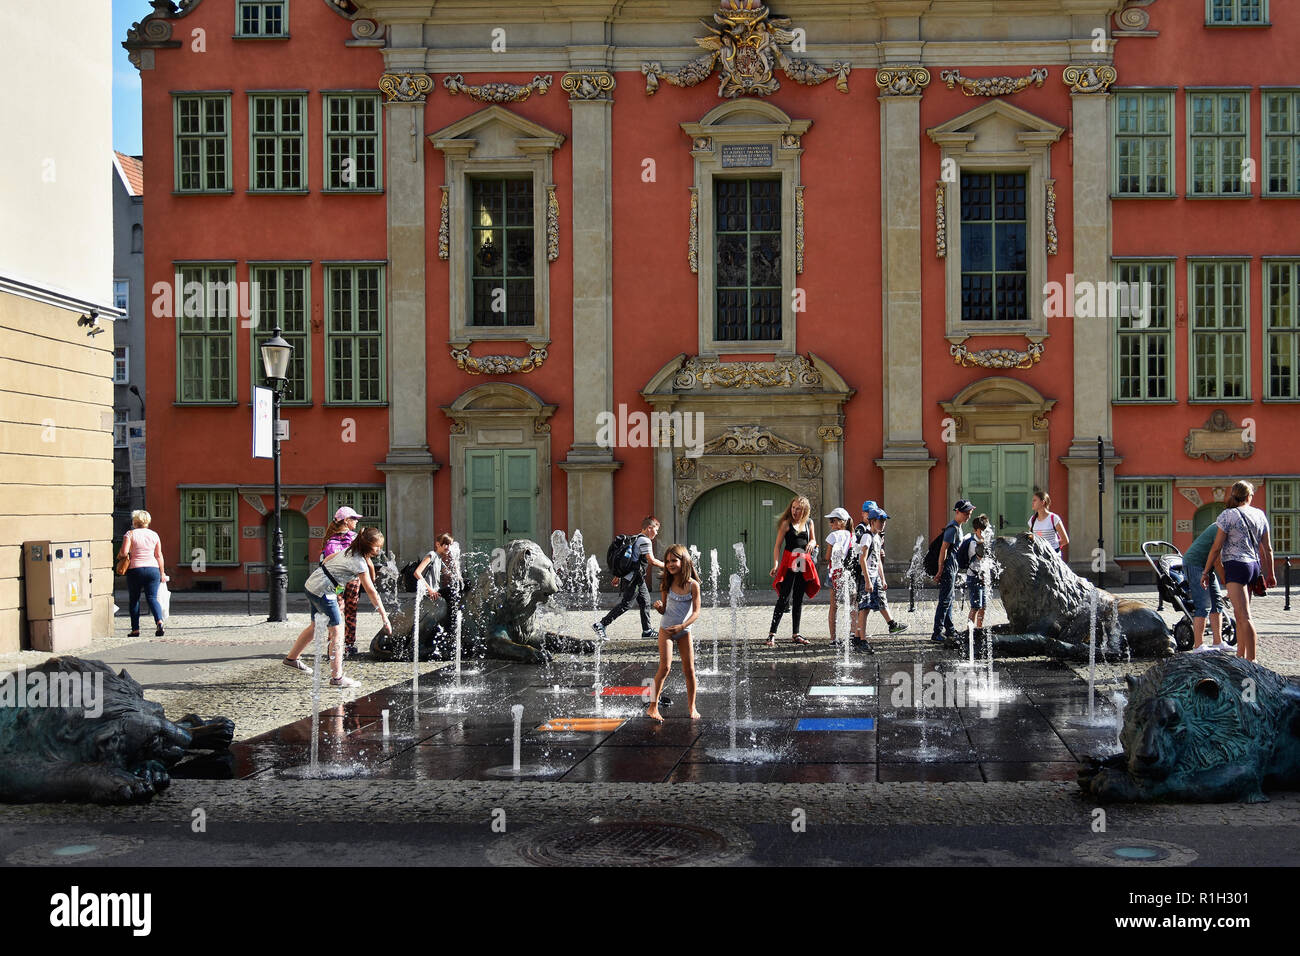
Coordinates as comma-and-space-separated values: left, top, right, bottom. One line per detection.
323, 93, 381, 192
714, 177, 782, 342
469, 177, 535, 328
1113, 259, 1174, 401
1116, 480, 1170, 557
1187, 91, 1250, 197
1113, 91, 1174, 197
1206, 0, 1267, 24
1189, 259, 1250, 401
1268, 480, 1299, 555
1263, 90, 1300, 196
325, 264, 385, 404
959, 171, 1028, 323
249, 93, 306, 192
177, 263, 237, 404
328, 488, 386, 537
182, 489, 238, 565
1264, 259, 1300, 400
236, 1, 288, 36
174, 93, 231, 193
250, 264, 310, 404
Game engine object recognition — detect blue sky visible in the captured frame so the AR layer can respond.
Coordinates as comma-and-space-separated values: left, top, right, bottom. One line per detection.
113, 0, 157, 154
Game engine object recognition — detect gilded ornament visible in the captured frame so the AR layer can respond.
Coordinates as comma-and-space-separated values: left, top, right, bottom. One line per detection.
443, 73, 552, 103
450, 346, 548, 375
1062, 63, 1117, 95
939, 68, 1047, 97
949, 341, 1045, 370
546, 185, 559, 262
379, 72, 433, 103
875, 67, 931, 96
560, 72, 616, 101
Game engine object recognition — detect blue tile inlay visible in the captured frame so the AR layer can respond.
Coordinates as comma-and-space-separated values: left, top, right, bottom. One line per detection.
795, 717, 875, 732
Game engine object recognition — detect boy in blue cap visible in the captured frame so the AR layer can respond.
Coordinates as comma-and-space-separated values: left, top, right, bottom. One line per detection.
932, 499, 974, 642
855, 502, 908, 650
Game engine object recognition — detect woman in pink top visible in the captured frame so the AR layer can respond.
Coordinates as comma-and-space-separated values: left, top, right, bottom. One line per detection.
322, 506, 364, 657
118, 510, 168, 637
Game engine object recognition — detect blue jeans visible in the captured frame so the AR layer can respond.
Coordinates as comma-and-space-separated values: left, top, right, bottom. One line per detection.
933, 568, 956, 636
127, 566, 163, 630
1185, 563, 1223, 619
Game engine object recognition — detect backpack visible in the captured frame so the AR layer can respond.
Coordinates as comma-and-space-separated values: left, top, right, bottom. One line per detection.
923, 532, 946, 577
955, 534, 977, 572
606, 534, 641, 577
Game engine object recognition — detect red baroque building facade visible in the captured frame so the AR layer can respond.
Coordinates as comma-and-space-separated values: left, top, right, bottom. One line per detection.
125, 0, 1300, 590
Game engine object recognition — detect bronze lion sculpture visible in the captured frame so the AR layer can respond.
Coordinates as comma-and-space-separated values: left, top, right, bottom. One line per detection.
0, 657, 234, 804
1079, 653, 1300, 802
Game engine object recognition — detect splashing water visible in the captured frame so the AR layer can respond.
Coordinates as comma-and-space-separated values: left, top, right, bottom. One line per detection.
447, 541, 464, 685
728, 572, 742, 753
733, 541, 749, 581
309, 615, 325, 773
1088, 586, 1098, 723
1112, 690, 1128, 749
708, 548, 721, 674
586, 555, 600, 612
688, 544, 701, 573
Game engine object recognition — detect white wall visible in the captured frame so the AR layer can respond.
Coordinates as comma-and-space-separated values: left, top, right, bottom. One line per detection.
0, 0, 114, 309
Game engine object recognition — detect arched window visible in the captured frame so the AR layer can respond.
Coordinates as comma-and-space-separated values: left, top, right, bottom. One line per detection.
131, 223, 143, 254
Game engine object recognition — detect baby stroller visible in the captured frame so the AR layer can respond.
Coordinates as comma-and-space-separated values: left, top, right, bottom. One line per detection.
1141, 540, 1236, 651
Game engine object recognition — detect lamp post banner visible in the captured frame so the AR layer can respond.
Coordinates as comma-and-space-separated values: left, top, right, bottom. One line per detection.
253, 386, 273, 459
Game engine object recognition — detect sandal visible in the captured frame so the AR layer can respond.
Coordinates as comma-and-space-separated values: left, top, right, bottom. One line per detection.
764, 634, 776, 647
791, 634, 811, 646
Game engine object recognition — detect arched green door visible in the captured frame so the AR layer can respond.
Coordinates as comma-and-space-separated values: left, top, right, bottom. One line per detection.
1193, 503, 1226, 539
687, 481, 794, 589
268, 510, 310, 591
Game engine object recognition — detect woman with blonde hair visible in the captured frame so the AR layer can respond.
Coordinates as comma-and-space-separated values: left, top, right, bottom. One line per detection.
766, 496, 821, 646
646, 544, 702, 721
118, 510, 168, 637
1201, 481, 1275, 661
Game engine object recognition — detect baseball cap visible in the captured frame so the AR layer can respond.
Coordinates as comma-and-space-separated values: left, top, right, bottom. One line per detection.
871, 506, 891, 521
334, 506, 365, 521
861, 499, 878, 513
825, 507, 852, 523
953, 499, 975, 514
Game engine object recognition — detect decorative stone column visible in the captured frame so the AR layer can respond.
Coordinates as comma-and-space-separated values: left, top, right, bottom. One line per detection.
557, 70, 621, 550
1060, 64, 1122, 572
376, 70, 438, 562
874, 66, 936, 555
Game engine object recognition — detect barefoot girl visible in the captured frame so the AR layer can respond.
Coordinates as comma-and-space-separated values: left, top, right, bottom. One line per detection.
646, 544, 702, 722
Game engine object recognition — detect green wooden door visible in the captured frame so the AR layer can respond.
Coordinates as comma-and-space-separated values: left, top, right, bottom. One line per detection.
960, 444, 1035, 533
464, 448, 538, 560
687, 480, 791, 589
1193, 503, 1226, 538
270, 510, 310, 591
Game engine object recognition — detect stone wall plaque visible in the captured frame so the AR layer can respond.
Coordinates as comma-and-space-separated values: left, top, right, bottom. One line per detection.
1176, 520, 1193, 533
1184, 410, 1254, 462
242, 526, 265, 539
721, 144, 773, 168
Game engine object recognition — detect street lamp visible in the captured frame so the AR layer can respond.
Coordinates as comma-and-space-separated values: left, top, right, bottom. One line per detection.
260, 328, 293, 622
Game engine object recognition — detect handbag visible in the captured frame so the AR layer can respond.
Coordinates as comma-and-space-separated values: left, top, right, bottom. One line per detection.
1238, 509, 1268, 597
318, 555, 346, 596
115, 532, 131, 576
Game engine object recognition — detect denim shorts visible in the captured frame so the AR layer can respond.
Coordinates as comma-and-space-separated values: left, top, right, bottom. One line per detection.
857, 578, 886, 612
967, 577, 987, 611
1184, 563, 1223, 618
306, 589, 342, 626
1223, 559, 1260, 587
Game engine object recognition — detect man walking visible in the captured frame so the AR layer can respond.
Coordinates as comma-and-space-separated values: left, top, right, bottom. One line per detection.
932, 499, 974, 643
593, 515, 664, 640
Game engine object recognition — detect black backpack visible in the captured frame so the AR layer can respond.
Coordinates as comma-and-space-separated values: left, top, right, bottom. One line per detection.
606, 534, 641, 576
955, 534, 977, 572
923, 532, 946, 577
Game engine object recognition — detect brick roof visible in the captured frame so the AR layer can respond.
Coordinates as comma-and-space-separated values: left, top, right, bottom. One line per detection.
114, 151, 144, 197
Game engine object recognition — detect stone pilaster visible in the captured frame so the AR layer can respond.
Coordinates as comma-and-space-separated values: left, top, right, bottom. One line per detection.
558, 70, 620, 551
1062, 78, 1116, 567
875, 67, 936, 555
378, 80, 437, 562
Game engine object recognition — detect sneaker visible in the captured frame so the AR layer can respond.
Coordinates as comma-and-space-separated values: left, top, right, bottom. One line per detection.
641, 630, 658, 640
887, 621, 909, 634
329, 675, 360, 688
344, 644, 360, 660
282, 657, 311, 673
851, 638, 875, 655
929, 634, 947, 644
592, 621, 608, 641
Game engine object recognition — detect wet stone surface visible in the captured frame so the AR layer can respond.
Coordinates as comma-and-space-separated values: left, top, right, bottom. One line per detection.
230, 650, 1129, 784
